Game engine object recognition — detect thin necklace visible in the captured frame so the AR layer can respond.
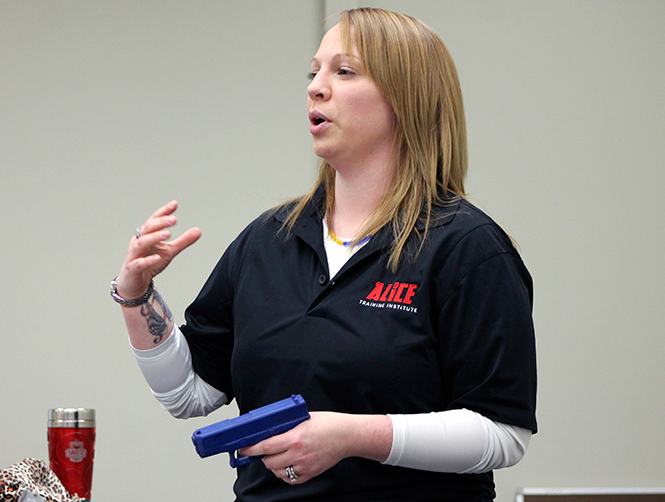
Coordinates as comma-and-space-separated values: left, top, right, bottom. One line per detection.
328, 226, 373, 247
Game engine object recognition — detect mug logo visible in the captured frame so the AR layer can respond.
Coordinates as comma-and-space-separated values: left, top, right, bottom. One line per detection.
65, 440, 87, 463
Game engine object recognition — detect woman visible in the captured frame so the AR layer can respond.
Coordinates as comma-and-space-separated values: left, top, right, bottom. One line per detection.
112, 8, 537, 502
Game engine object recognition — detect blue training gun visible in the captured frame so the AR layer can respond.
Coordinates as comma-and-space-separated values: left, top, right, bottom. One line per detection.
191, 394, 310, 468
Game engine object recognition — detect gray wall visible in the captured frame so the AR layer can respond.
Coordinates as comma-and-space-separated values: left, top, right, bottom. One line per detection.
1, 1, 663, 501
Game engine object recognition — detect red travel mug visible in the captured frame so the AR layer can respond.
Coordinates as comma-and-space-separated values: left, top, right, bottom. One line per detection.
47, 408, 96, 499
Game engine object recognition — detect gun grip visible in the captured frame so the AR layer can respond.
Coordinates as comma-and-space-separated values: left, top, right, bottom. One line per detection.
230, 451, 263, 468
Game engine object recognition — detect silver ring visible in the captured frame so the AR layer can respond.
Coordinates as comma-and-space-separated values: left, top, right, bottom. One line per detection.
135, 227, 141, 239
285, 465, 298, 483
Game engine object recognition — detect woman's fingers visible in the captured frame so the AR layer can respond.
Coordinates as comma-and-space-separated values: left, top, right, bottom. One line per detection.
136, 215, 177, 242
130, 226, 201, 266
237, 413, 352, 485
149, 200, 179, 220
168, 227, 202, 258
134, 200, 180, 241
117, 201, 201, 298
237, 412, 390, 485
246, 443, 310, 485
128, 228, 172, 260
124, 253, 163, 277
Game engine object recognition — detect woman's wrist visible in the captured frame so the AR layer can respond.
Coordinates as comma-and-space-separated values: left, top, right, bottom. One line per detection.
110, 276, 153, 306
342, 414, 393, 463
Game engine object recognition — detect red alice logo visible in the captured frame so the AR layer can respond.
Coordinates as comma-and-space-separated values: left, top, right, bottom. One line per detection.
365, 282, 417, 304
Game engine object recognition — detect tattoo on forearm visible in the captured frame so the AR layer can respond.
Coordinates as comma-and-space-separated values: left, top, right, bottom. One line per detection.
140, 290, 173, 344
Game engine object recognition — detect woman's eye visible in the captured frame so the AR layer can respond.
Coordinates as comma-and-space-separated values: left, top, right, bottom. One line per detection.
306, 68, 355, 81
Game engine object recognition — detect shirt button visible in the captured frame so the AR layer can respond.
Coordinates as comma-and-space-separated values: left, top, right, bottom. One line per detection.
317, 274, 327, 285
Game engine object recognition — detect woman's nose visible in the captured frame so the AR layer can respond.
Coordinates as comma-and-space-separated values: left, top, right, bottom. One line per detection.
307, 74, 330, 101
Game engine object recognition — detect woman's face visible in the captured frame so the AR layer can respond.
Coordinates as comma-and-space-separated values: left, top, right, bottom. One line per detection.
307, 24, 395, 170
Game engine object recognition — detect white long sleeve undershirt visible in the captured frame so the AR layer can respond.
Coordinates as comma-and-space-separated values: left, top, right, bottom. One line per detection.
132, 326, 531, 474
131, 327, 228, 419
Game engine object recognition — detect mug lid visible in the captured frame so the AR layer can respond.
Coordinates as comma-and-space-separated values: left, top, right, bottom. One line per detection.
48, 408, 95, 427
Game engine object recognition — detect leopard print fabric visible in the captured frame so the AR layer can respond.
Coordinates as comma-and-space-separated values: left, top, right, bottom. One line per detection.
0, 458, 88, 502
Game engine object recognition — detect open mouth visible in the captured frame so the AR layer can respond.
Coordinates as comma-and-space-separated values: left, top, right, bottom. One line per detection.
309, 110, 330, 127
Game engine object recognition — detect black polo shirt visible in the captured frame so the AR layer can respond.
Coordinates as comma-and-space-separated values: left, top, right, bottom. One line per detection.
181, 190, 537, 502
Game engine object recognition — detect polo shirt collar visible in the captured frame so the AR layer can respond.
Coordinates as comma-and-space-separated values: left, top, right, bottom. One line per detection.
271, 185, 463, 257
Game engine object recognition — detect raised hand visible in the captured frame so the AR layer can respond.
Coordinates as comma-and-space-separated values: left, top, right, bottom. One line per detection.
116, 200, 201, 300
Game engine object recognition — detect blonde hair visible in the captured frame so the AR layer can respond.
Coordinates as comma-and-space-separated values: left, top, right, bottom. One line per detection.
283, 7, 467, 271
